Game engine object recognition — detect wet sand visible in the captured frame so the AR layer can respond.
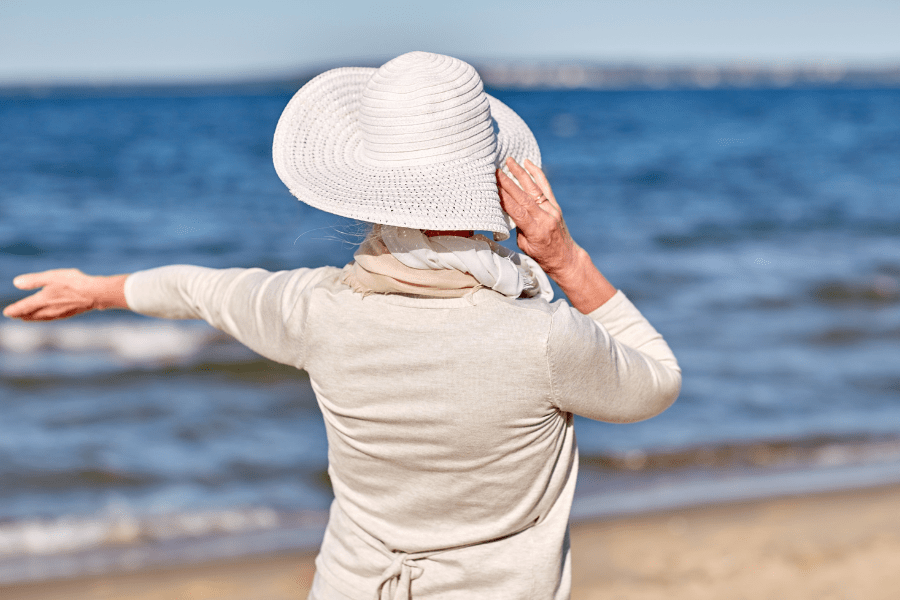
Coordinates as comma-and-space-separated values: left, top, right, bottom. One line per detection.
7, 484, 900, 600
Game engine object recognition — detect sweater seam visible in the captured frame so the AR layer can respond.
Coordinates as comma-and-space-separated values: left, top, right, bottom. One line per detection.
291, 270, 334, 368
297, 291, 310, 368
546, 310, 558, 410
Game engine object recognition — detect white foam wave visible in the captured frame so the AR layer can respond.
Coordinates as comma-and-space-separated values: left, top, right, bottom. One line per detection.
0, 320, 221, 365
0, 507, 292, 558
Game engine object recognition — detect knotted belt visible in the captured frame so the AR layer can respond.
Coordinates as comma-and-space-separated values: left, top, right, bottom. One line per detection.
375, 550, 428, 600
322, 500, 539, 600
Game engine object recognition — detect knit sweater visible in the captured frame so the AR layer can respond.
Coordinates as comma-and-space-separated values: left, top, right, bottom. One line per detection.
124, 264, 681, 600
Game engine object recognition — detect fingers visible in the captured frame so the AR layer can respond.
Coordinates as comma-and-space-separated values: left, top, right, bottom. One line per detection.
3, 288, 55, 318
522, 160, 562, 212
4, 272, 48, 318
3, 293, 42, 319
505, 158, 543, 198
4, 269, 91, 321
12, 269, 81, 291
3, 290, 87, 321
24, 306, 81, 322
505, 158, 559, 218
497, 170, 536, 229
13, 272, 46, 290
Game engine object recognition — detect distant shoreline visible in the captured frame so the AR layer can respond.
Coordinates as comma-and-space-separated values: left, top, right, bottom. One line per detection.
2, 61, 900, 98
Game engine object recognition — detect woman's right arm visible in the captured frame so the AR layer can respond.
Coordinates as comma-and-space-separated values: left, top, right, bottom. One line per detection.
498, 158, 680, 422
547, 293, 681, 423
497, 157, 616, 314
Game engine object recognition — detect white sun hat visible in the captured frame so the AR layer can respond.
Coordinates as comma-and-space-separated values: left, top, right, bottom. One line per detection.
272, 51, 541, 241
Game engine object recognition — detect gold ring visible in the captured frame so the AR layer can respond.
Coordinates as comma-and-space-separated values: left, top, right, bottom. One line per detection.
534, 194, 547, 204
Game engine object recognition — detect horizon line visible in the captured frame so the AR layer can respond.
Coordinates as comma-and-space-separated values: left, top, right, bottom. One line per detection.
2, 59, 900, 96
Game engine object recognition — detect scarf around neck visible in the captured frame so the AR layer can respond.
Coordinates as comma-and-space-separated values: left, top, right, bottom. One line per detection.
341, 225, 554, 300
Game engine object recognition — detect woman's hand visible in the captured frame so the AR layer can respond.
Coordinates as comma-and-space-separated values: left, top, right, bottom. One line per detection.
2, 269, 129, 321
497, 158, 579, 279
497, 158, 616, 313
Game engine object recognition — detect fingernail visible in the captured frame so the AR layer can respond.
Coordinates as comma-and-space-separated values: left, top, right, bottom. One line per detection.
13, 277, 24, 288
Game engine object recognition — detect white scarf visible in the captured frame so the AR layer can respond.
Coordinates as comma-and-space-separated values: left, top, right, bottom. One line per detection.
379, 226, 553, 301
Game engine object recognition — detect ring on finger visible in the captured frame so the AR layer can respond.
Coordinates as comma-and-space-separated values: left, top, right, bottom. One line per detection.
533, 193, 547, 204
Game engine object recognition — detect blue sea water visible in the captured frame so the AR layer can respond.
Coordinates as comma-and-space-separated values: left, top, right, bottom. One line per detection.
0, 86, 899, 570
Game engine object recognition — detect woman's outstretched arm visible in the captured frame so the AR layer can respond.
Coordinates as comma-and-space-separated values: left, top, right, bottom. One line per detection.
4, 264, 335, 369
3, 269, 128, 321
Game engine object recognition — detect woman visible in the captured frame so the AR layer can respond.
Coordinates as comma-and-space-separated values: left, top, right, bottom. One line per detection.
4, 52, 680, 599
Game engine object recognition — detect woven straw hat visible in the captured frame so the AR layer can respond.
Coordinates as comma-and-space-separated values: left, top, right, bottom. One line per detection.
272, 51, 540, 241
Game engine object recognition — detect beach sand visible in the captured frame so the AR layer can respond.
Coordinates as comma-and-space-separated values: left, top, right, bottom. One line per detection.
6, 484, 900, 600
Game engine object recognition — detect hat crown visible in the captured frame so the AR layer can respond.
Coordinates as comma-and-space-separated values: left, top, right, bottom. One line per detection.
358, 52, 496, 167
272, 51, 540, 240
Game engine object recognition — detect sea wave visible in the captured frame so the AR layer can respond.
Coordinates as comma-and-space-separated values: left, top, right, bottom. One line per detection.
0, 319, 317, 387
4, 436, 900, 583
579, 435, 900, 473
4, 436, 898, 559
0, 320, 221, 364
0, 506, 322, 559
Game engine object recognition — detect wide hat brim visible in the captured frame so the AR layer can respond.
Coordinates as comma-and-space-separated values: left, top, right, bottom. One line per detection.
272, 65, 541, 241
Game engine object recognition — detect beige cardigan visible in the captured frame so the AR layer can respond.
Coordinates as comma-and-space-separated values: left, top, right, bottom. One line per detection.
125, 264, 681, 600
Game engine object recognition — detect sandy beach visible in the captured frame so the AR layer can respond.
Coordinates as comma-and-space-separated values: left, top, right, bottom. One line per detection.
6, 483, 900, 600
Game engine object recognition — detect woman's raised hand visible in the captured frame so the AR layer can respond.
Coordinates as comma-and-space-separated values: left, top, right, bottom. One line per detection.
497, 158, 579, 280
497, 158, 617, 313
2, 269, 128, 321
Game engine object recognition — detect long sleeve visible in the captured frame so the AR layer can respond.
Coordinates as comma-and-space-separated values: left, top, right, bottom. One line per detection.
124, 265, 338, 368
548, 290, 681, 423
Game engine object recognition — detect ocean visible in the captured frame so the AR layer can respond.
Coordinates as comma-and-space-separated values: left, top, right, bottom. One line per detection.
1, 85, 899, 581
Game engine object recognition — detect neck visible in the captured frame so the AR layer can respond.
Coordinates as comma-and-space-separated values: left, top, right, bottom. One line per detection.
423, 230, 474, 238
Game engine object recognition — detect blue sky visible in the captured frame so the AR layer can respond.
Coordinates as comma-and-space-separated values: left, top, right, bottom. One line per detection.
1, 0, 899, 85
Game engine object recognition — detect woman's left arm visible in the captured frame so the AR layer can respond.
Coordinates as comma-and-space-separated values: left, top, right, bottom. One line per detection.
4, 266, 333, 369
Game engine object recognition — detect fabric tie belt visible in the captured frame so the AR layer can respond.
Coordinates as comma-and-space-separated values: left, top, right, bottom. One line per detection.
323, 500, 539, 599
376, 551, 428, 600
